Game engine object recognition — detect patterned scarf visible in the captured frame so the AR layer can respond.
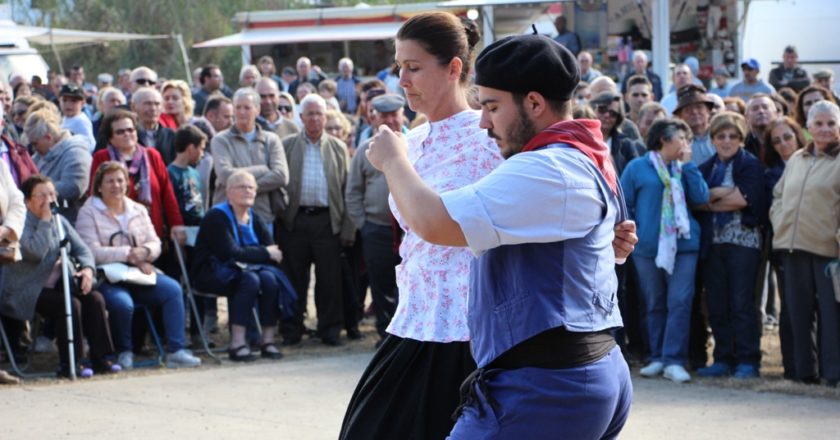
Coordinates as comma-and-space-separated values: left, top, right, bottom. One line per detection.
649, 151, 690, 274
107, 144, 152, 206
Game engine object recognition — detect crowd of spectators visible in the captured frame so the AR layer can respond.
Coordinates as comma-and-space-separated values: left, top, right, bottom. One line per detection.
0, 41, 837, 388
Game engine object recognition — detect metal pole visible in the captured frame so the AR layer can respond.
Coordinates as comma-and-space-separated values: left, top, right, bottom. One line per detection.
651, 0, 671, 94
482, 6, 495, 48
53, 205, 76, 381
175, 34, 193, 85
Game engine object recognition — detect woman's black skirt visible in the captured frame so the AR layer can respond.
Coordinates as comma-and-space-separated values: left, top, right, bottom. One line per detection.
339, 334, 476, 440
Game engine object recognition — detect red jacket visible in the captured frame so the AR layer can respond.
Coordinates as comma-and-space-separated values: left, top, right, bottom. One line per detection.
90, 146, 183, 239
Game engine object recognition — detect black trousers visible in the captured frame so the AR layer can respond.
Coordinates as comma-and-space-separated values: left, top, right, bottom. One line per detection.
280, 210, 344, 340
360, 222, 400, 339
36, 288, 115, 368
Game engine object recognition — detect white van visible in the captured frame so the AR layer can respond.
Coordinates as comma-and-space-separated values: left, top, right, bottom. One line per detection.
0, 33, 49, 83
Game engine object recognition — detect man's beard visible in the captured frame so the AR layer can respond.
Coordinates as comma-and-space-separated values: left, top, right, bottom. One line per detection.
489, 111, 538, 159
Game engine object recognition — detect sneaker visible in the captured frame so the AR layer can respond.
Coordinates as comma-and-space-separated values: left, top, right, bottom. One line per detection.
696, 362, 732, 377
117, 351, 134, 370
640, 361, 665, 377
165, 349, 202, 368
664, 365, 692, 383
733, 364, 759, 379
34, 336, 57, 353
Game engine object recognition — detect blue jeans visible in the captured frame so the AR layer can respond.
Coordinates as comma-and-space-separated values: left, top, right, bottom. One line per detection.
633, 253, 698, 366
99, 273, 186, 353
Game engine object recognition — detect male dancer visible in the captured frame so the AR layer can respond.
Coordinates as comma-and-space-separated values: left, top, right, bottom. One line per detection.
367, 34, 633, 438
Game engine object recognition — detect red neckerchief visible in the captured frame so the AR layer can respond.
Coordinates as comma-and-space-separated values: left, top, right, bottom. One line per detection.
520, 119, 618, 194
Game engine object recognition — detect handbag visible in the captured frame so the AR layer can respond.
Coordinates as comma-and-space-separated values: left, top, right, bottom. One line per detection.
98, 262, 157, 286
0, 240, 15, 264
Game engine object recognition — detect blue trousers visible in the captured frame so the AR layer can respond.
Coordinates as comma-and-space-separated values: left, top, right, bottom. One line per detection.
448, 346, 632, 439
229, 269, 280, 327
633, 253, 698, 366
99, 273, 186, 353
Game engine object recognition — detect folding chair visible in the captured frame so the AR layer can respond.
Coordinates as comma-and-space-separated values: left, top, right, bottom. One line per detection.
172, 226, 224, 363
0, 316, 59, 380
132, 306, 165, 368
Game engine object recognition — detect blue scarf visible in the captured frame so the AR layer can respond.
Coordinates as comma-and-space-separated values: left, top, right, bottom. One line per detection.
215, 201, 259, 246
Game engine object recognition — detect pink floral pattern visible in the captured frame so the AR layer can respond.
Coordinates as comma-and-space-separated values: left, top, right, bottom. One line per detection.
387, 110, 503, 342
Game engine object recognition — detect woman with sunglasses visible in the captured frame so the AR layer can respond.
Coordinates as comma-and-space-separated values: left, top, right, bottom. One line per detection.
90, 109, 184, 242
278, 91, 301, 128
76, 161, 199, 370
589, 91, 646, 176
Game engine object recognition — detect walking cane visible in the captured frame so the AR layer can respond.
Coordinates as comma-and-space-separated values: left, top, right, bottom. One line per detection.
52, 200, 76, 380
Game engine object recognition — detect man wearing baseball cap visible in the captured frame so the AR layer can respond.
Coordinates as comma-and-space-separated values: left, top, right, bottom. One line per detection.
58, 83, 96, 153
365, 34, 634, 438
729, 58, 776, 102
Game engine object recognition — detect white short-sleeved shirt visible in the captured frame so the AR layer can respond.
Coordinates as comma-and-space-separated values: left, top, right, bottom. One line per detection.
440, 146, 607, 257
387, 110, 502, 342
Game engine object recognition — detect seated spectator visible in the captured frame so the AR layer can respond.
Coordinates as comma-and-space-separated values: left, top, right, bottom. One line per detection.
0, 151, 25, 379
0, 103, 39, 189
91, 109, 184, 241
160, 80, 195, 130
191, 170, 290, 362
589, 91, 646, 176
24, 109, 92, 222
92, 86, 127, 145
770, 100, 840, 387
695, 112, 766, 379
58, 84, 96, 153
1, 176, 120, 377
621, 118, 710, 384
76, 161, 200, 370
11, 95, 42, 139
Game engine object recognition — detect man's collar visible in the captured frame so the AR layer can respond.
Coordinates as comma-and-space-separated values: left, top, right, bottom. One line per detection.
140, 121, 159, 131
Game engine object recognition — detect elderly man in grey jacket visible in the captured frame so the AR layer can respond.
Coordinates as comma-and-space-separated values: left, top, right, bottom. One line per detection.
25, 108, 92, 223
211, 88, 289, 228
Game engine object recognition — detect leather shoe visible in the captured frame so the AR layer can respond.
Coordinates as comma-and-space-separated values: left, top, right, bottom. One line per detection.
322, 336, 343, 347
260, 343, 284, 360
228, 345, 257, 362
346, 328, 364, 340
282, 335, 302, 346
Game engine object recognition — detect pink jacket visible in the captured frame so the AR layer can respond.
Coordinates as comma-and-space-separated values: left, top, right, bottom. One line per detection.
75, 196, 162, 265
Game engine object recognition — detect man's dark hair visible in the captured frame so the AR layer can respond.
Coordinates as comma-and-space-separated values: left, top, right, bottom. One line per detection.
512, 92, 571, 117
199, 64, 221, 86
173, 125, 207, 154
783, 45, 797, 55
627, 74, 652, 89
203, 93, 232, 116
70, 65, 83, 72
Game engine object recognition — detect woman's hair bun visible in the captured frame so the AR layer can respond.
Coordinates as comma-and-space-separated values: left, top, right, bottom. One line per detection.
461, 17, 481, 51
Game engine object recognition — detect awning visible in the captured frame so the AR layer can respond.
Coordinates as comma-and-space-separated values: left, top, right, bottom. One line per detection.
193, 22, 404, 48
0, 23, 167, 46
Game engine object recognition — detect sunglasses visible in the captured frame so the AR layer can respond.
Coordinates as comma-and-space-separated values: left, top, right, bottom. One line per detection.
278, 105, 293, 113
135, 78, 156, 86
113, 127, 136, 136
771, 132, 795, 145
596, 105, 620, 118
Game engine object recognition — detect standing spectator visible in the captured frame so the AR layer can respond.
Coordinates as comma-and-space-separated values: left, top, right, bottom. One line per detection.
325, 109, 354, 154
768, 46, 811, 93
624, 74, 654, 124
743, 94, 780, 163
192, 65, 232, 119
770, 100, 840, 387
203, 94, 234, 134
345, 94, 405, 343
793, 85, 837, 138
729, 59, 776, 102
239, 65, 260, 88
724, 96, 747, 115
191, 170, 288, 362
167, 125, 207, 227
90, 109, 184, 241
92, 86, 127, 141
577, 51, 601, 83
76, 161, 199, 370
117, 68, 132, 98
621, 51, 664, 101
709, 66, 734, 98
708, 93, 726, 116
0, 104, 38, 188
696, 112, 766, 379
660, 64, 694, 115
674, 84, 717, 165
589, 91, 645, 176
24, 109, 92, 222
638, 102, 668, 140
159, 80, 195, 130
255, 78, 299, 139
318, 79, 341, 112
128, 66, 158, 94
621, 118, 710, 383
131, 88, 176, 164
0, 148, 26, 384
211, 88, 289, 227
335, 57, 360, 115
279, 94, 354, 346
812, 69, 839, 102
257, 55, 284, 86
279, 67, 297, 94
58, 84, 95, 152
288, 57, 326, 98
552, 15, 580, 55
2, 175, 120, 377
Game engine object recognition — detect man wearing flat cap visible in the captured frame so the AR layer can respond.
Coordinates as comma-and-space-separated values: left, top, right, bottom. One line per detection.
345, 93, 406, 343
675, 84, 717, 165
366, 34, 634, 438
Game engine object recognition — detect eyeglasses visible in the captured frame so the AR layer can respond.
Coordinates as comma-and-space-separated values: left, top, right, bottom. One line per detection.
113, 127, 136, 136
135, 78, 156, 86
596, 105, 620, 118
771, 132, 795, 145
278, 105, 293, 113
31, 191, 57, 200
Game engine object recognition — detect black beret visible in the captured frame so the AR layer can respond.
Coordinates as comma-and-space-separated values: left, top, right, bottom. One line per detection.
475, 34, 580, 101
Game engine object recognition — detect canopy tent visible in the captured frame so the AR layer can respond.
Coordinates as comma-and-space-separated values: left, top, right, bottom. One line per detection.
193, 22, 403, 48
